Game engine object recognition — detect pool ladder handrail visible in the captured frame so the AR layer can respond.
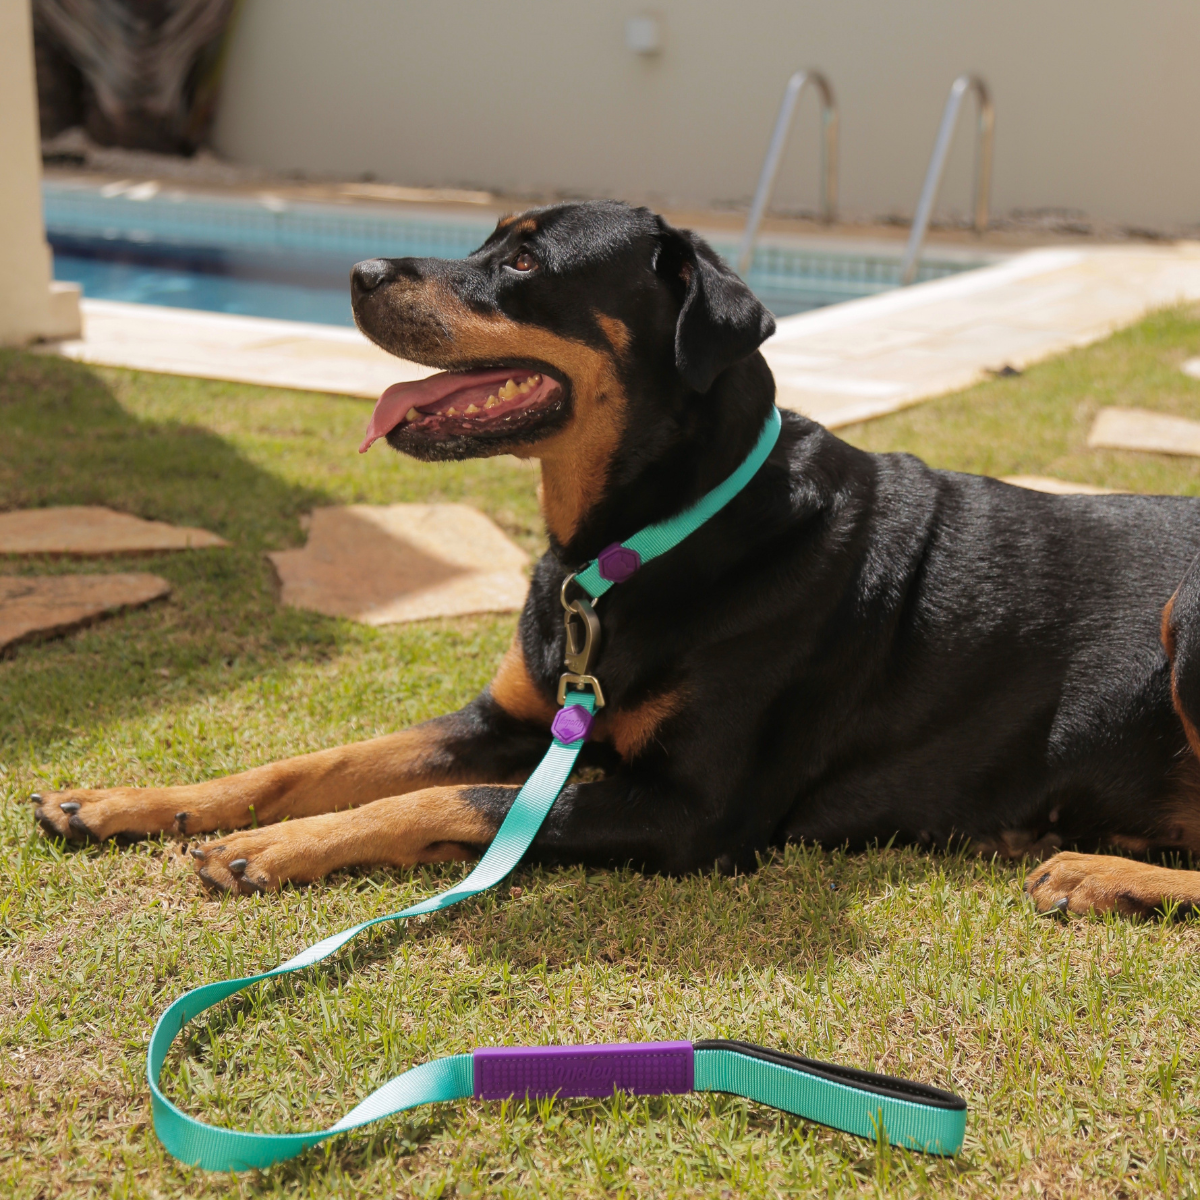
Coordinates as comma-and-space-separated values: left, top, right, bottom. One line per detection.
736, 69, 838, 277
899, 74, 994, 286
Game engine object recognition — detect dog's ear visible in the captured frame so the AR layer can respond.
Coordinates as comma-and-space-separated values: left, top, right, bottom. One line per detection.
653, 220, 776, 394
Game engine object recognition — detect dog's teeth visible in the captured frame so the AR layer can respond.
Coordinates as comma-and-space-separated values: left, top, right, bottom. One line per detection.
499, 379, 518, 400
466, 403, 480, 414
404, 407, 420, 422
485, 395, 500, 409
446, 406, 459, 416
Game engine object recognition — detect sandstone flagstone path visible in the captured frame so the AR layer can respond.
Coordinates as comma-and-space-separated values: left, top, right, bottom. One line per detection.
764, 244, 1200, 428
268, 504, 529, 625
0, 573, 170, 651
1088, 408, 1200, 458
0, 506, 227, 554
43, 301, 432, 400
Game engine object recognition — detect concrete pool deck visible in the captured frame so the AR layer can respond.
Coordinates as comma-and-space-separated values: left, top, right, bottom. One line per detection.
38, 242, 1200, 429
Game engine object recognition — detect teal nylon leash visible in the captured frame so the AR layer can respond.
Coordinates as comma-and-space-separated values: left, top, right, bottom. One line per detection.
146, 406, 967, 1171
149, 693, 596, 1172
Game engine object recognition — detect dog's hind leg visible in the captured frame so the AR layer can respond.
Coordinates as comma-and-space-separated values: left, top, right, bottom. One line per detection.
32, 672, 555, 845
1028, 556, 1200, 917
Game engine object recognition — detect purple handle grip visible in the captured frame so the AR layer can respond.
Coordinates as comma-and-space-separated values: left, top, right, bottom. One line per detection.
473, 1041, 694, 1100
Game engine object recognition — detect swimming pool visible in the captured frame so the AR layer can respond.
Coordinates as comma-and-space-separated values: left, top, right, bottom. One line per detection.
45, 182, 987, 325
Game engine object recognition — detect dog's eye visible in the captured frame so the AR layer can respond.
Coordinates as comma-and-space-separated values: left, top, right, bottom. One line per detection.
512, 252, 536, 272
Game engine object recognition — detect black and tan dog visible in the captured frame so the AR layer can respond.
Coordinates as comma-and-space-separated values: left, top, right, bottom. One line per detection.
32, 201, 1200, 918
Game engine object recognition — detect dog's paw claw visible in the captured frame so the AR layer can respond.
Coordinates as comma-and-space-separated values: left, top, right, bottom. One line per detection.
191, 839, 277, 894
29, 792, 42, 804
59, 801, 81, 814
190, 846, 206, 861
1052, 896, 1069, 913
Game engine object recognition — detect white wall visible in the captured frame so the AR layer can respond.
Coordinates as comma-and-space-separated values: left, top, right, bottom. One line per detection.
212, 1, 1200, 231
0, 0, 79, 346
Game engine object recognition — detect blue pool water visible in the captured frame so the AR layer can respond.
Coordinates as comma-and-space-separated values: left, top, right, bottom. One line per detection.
45, 182, 984, 324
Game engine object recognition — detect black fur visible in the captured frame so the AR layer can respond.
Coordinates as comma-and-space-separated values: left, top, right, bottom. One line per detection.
353, 200, 1200, 875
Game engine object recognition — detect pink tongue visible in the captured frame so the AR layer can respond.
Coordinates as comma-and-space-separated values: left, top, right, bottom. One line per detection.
358, 369, 516, 452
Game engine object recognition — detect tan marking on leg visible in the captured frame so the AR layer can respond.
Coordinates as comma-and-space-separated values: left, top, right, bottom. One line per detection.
490, 635, 557, 725
1026, 850, 1200, 916
1150, 754, 1200, 854
1161, 589, 1200, 757
595, 688, 686, 761
32, 723, 487, 842
974, 829, 1061, 861
1107, 834, 1152, 855
191, 785, 513, 892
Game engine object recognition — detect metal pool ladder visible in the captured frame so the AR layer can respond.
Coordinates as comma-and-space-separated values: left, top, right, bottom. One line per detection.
736, 69, 838, 277
899, 74, 994, 285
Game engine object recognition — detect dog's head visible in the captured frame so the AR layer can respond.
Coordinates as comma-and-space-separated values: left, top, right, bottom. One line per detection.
352, 200, 775, 546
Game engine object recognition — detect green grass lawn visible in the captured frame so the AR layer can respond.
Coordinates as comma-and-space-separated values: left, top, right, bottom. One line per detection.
5, 306, 1200, 1198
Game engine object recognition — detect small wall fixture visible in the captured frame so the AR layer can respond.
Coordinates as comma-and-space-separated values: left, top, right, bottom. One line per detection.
625, 15, 663, 55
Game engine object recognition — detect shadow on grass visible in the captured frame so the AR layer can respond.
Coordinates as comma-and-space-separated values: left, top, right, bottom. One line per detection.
397, 841, 981, 975
190, 842, 979, 1046
0, 350, 349, 755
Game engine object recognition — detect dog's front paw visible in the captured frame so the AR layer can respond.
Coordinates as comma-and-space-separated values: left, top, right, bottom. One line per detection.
1026, 851, 1182, 917
32, 790, 108, 843
31, 787, 184, 843
190, 829, 289, 895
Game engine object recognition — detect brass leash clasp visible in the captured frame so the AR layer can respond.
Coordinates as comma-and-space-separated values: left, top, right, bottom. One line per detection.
558, 573, 605, 707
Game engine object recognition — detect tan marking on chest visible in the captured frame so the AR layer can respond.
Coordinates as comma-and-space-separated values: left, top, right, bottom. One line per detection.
490, 635, 558, 724
596, 688, 686, 760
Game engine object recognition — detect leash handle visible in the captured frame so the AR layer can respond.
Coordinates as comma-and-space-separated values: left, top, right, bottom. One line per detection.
472, 1039, 964, 1155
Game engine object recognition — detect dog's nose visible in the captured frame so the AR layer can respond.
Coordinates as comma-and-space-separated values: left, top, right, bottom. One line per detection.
351, 258, 392, 303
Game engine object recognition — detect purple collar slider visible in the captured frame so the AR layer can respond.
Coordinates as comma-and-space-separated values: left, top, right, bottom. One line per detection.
551, 704, 594, 744
597, 543, 641, 584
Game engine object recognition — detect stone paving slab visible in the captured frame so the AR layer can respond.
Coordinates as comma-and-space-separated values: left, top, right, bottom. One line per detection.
764, 244, 1200, 428
0, 573, 170, 651
1001, 475, 1121, 495
42, 300, 434, 399
0, 506, 227, 554
1088, 408, 1200, 457
268, 504, 528, 625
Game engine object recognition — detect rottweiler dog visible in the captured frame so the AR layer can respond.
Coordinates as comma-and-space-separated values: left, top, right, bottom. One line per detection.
32, 200, 1200, 918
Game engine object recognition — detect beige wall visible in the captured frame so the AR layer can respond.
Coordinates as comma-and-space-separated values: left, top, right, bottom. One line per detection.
213, 1, 1198, 231
0, 0, 79, 346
